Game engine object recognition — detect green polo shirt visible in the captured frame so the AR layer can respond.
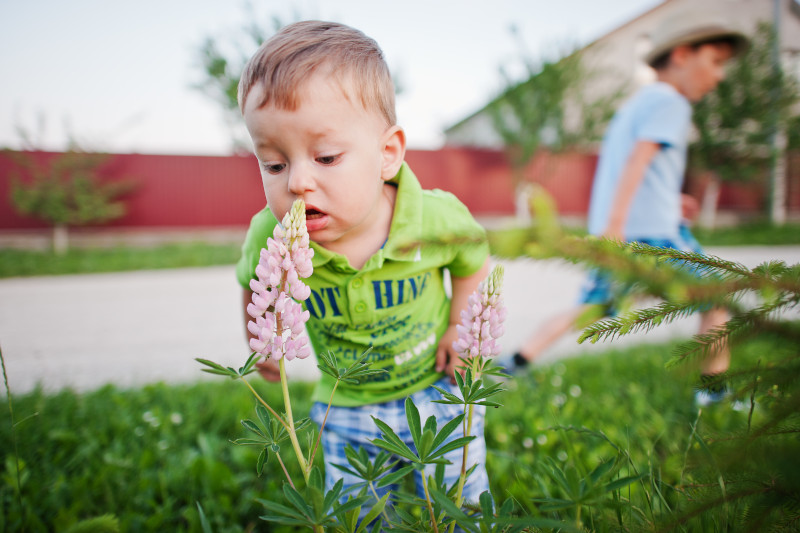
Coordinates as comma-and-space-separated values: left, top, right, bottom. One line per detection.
236, 163, 488, 406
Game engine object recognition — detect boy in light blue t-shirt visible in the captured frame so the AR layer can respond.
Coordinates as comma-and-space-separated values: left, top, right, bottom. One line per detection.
509, 11, 749, 405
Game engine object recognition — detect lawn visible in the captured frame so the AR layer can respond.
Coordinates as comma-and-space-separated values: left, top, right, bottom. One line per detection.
0, 341, 763, 532
2, 221, 800, 278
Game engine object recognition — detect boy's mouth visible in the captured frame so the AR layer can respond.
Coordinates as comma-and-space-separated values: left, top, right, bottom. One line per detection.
304, 207, 328, 232
305, 208, 324, 219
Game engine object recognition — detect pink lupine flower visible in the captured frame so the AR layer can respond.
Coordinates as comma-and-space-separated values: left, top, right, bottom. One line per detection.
453, 265, 506, 359
248, 199, 314, 361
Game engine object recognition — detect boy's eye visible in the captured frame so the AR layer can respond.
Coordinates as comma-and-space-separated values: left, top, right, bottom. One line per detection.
263, 163, 285, 174
316, 154, 339, 165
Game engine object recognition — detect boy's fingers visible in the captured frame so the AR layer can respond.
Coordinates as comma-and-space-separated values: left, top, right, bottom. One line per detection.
445, 349, 460, 384
255, 359, 281, 382
435, 346, 447, 372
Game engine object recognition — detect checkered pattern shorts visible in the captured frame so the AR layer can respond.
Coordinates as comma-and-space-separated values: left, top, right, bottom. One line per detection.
309, 377, 489, 504
579, 224, 705, 311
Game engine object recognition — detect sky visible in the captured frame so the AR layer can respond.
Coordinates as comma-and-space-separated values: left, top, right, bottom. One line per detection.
0, 0, 663, 155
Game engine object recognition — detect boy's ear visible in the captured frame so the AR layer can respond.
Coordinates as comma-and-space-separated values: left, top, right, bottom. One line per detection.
380, 125, 406, 181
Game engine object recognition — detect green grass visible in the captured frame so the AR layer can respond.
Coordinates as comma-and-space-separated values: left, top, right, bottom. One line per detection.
1, 342, 761, 532
0, 242, 242, 278
2, 221, 799, 279
692, 220, 800, 246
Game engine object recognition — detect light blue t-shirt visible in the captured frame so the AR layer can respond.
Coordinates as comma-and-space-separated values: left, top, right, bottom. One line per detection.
587, 82, 691, 241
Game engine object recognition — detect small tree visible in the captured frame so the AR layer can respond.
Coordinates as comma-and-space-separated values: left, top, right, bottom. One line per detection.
487, 38, 624, 220
192, 7, 309, 152
690, 22, 800, 228
7, 150, 135, 254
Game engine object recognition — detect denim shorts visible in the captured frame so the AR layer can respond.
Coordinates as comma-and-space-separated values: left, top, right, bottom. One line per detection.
309, 378, 489, 506
579, 224, 705, 311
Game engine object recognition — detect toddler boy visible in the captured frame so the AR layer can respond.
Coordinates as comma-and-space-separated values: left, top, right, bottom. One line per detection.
235, 21, 491, 504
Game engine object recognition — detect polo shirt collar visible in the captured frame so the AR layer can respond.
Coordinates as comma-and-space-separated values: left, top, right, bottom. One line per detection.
309, 162, 422, 269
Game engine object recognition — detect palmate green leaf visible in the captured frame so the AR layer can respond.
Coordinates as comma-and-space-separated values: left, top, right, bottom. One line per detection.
416, 428, 435, 459
241, 419, 266, 439
333, 494, 373, 518
428, 436, 475, 461
479, 490, 494, 524
195, 358, 237, 377
430, 487, 478, 533
316, 350, 340, 380
321, 477, 343, 515
371, 439, 420, 464
258, 498, 311, 523
376, 465, 415, 488
231, 437, 266, 446
405, 397, 422, 445
238, 351, 260, 376
430, 388, 464, 405
430, 413, 466, 453
371, 417, 419, 463
589, 457, 617, 485
255, 404, 275, 439
355, 493, 390, 533
282, 484, 314, 520
604, 473, 648, 493
256, 448, 267, 477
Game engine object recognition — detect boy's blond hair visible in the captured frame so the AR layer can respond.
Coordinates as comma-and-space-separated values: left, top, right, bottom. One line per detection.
238, 20, 396, 126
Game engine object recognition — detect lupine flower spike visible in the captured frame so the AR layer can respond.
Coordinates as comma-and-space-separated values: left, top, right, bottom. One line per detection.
453, 264, 507, 360
247, 199, 315, 361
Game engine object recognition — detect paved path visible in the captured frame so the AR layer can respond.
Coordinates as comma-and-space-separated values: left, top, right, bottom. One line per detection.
2, 246, 800, 394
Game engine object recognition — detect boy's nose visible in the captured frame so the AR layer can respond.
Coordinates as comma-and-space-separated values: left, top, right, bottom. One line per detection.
287, 166, 315, 194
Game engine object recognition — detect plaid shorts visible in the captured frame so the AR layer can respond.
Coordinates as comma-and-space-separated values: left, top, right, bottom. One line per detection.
579, 224, 705, 311
309, 377, 489, 505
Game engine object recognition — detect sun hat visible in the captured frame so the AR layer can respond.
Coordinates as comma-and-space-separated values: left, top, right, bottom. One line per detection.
644, 9, 749, 67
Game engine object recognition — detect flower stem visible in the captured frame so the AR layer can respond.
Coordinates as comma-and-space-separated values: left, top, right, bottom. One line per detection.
452, 355, 481, 512
421, 473, 440, 533
280, 357, 309, 480
368, 481, 393, 525
309, 380, 339, 467
238, 376, 291, 433
274, 452, 295, 489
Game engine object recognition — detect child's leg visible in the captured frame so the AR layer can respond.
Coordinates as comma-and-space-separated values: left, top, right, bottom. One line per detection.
698, 306, 731, 375
411, 379, 490, 503
309, 400, 408, 501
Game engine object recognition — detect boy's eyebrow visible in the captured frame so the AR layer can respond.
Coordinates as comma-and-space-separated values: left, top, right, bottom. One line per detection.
253, 127, 339, 151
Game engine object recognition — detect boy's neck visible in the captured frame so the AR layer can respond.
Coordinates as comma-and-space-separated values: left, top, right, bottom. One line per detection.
319, 181, 398, 271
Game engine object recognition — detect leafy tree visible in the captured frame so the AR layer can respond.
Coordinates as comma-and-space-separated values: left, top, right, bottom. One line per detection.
690, 22, 800, 227
486, 37, 624, 221
7, 150, 135, 254
489, 49, 622, 169
490, 190, 800, 531
192, 8, 290, 152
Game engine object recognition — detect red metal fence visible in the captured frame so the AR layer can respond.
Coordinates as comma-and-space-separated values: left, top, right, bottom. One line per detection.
1, 148, 793, 232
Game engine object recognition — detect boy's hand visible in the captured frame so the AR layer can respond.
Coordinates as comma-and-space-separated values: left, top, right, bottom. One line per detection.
255, 357, 281, 382
435, 324, 462, 384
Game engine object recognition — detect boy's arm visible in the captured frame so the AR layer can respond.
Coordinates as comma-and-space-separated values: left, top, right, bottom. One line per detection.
603, 140, 661, 240
242, 288, 281, 382
436, 258, 491, 383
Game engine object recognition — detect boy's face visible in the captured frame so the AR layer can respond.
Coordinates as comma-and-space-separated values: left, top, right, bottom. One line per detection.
673, 42, 735, 102
243, 74, 404, 251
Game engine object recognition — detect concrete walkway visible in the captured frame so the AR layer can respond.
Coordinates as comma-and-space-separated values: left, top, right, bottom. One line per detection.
2, 246, 800, 395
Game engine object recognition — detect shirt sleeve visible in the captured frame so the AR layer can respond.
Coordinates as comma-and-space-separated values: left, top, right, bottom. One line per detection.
235, 207, 278, 288
636, 89, 691, 148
